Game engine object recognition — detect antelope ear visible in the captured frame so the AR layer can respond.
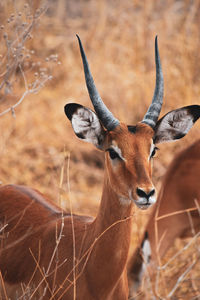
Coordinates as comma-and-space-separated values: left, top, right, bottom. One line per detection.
64, 103, 106, 149
154, 105, 200, 144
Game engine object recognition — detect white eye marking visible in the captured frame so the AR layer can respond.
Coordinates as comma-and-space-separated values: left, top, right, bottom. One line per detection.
111, 144, 126, 161
149, 141, 156, 160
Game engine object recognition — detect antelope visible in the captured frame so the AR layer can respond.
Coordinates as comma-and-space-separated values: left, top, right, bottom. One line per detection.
0, 35, 200, 300
128, 139, 200, 297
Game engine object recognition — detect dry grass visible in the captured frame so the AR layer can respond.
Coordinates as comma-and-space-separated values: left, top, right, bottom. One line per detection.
131, 206, 200, 299
0, 0, 200, 298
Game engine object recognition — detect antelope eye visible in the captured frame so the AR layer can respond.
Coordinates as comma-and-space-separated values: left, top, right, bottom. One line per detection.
107, 148, 121, 160
150, 147, 159, 158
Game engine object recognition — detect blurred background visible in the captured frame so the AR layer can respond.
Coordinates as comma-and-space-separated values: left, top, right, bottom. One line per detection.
0, 0, 200, 298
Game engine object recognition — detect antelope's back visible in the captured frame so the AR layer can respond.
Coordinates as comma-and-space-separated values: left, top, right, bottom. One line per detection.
0, 184, 64, 283
0, 184, 94, 298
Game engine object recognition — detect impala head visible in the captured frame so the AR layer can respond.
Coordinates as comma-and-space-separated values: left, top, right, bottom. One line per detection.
65, 35, 200, 209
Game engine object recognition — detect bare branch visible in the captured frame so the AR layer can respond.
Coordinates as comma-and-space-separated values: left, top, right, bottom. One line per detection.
0, 3, 54, 118
167, 259, 198, 298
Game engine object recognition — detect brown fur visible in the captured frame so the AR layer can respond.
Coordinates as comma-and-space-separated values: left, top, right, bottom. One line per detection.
128, 139, 200, 294
147, 139, 200, 260
0, 122, 155, 299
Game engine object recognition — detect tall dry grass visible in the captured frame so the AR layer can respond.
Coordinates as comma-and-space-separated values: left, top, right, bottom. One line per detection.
0, 0, 200, 298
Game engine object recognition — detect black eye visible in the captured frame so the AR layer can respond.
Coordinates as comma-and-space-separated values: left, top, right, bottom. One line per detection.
151, 147, 159, 158
107, 148, 120, 160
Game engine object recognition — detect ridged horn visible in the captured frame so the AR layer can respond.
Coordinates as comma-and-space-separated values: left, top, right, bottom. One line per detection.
142, 36, 164, 128
76, 35, 119, 131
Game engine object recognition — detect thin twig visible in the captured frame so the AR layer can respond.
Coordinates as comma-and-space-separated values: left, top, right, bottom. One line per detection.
29, 248, 53, 299
67, 152, 76, 300
19, 241, 41, 299
156, 206, 199, 221
49, 215, 133, 300
158, 231, 200, 270
167, 259, 198, 298
0, 75, 52, 117
45, 217, 65, 277
0, 271, 9, 300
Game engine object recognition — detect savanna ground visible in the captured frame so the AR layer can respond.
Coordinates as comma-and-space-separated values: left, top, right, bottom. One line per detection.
0, 0, 200, 299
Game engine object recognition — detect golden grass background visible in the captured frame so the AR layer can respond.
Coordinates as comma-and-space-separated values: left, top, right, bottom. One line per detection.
0, 0, 200, 298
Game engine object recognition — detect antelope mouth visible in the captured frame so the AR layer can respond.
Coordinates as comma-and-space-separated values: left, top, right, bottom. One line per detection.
134, 201, 152, 210
129, 189, 157, 210
134, 196, 156, 210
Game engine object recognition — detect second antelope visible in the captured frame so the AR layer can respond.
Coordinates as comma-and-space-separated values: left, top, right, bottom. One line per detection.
0, 36, 200, 299
128, 139, 200, 297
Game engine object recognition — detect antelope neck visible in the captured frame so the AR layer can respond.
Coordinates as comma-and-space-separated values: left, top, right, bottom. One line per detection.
94, 175, 134, 232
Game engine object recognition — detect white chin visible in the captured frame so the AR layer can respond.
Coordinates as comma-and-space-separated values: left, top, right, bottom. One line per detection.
134, 196, 156, 210
135, 202, 152, 210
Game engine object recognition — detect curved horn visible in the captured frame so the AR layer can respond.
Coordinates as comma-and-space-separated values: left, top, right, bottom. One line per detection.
76, 35, 119, 131
142, 36, 164, 128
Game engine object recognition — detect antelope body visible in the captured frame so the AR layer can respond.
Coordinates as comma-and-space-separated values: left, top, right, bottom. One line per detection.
128, 139, 200, 296
0, 36, 200, 299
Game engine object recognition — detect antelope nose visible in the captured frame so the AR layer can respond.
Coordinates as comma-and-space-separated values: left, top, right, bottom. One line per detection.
136, 187, 155, 200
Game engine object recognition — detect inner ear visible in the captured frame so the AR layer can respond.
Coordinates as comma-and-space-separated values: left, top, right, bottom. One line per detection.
64, 103, 106, 149
153, 105, 200, 144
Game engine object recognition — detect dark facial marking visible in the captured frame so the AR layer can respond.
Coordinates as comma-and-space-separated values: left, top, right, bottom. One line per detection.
106, 148, 121, 160
128, 125, 137, 134
187, 105, 200, 122
76, 132, 84, 139
174, 133, 185, 140
64, 103, 83, 120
